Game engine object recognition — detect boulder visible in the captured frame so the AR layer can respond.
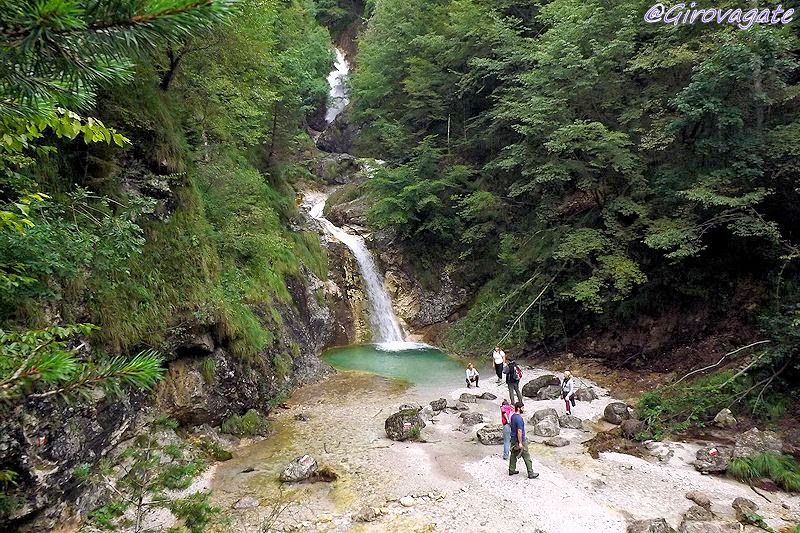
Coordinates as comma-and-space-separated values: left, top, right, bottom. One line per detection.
419, 405, 435, 421
460, 412, 485, 426
732, 428, 782, 459
476, 424, 505, 445
731, 497, 758, 524
604, 402, 631, 425
576, 387, 599, 402
544, 437, 570, 447
479, 392, 497, 400
448, 401, 470, 411
459, 393, 478, 404
682, 505, 713, 521
627, 518, 677, 533
384, 410, 426, 441
685, 491, 711, 510
712, 408, 736, 429
558, 414, 583, 429
233, 496, 260, 509
280, 455, 319, 482
398, 403, 422, 412
312, 153, 359, 184
533, 416, 560, 437
537, 385, 562, 400
532, 408, 559, 423
400, 496, 415, 507
430, 398, 447, 411
677, 521, 738, 533
694, 445, 732, 473
522, 375, 561, 398
621, 419, 646, 440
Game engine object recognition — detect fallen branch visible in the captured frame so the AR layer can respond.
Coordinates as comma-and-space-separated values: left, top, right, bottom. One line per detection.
748, 481, 772, 503
673, 340, 771, 385
497, 274, 558, 346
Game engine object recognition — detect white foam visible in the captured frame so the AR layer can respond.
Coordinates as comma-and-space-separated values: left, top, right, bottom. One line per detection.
375, 341, 432, 352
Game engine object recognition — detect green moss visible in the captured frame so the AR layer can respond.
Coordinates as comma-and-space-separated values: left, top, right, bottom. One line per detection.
89, 501, 130, 529
221, 409, 269, 437
200, 356, 215, 384
196, 440, 233, 462
272, 352, 292, 381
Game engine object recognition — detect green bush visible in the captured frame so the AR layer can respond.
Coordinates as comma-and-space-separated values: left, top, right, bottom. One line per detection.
169, 492, 220, 533
158, 461, 205, 491
89, 501, 130, 529
221, 409, 269, 437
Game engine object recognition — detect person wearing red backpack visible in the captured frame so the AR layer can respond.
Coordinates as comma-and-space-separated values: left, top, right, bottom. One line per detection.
503, 356, 523, 404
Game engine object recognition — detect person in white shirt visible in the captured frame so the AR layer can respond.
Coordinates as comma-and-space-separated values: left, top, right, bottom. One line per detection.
465, 363, 480, 388
492, 346, 506, 383
561, 370, 576, 415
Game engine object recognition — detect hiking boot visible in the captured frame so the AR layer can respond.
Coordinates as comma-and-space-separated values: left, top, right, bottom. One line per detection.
509, 470, 519, 476
528, 472, 539, 479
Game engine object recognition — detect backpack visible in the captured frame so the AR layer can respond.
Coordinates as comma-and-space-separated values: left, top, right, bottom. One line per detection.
514, 364, 523, 381
509, 362, 522, 382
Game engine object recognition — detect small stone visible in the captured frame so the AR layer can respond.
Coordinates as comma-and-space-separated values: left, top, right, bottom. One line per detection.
280, 455, 318, 482
559, 414, 583, 429
400, 496, 415, 507
685, 491, 711, 510
233, 496, 259, 509
731, 497, 758, 524
477, 424, 505, 445
294, 413, 310, 422
448, 401, 470, 411
621, 419, 646, 440
544, 437, 570, 447
479, 392, 497, 400
626, 518, 676, 533
604, 402, 631, 425
460, 412, 485, 426
459, 393, 478, 403
575, 387, 599, 402
694, 445, 731, 473
398, 403, 422, 412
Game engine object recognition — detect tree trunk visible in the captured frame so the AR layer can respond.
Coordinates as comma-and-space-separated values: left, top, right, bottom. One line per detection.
159, 48, 184, 92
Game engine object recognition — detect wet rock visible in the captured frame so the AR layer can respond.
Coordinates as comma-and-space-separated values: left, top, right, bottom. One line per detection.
294, 413, 310, 422
533, 416, 560, 437
398, 403, 422, 412
459, 393, 478, 403
732, 428, 782, 459
604, 402, 631, 425
312, 153, 360, 184
522, 375, 560, 398
537, 385, 562, 400
683, 504, 713, 521
532, 408, 559, 423
576, 387, 599, 402
731, 497, 758, 524
317, 107, 359, 154
385, 410, 426, 441
430, 398, 447, 411
621, 419, 646, 440
233, 496, 260, 509
280, 455, 318, 482
400, 496, 415, 507
460, 412, 485, 426
558, 414, 583, 429
476, 424, 505, 445
544, 437, 570, 447
479, 392, 497, 400
354, 506, 380, 523
627, 518, 677, 533
694, 445, 732, 473
712, 408, 736, 429
685, 491, 711, 510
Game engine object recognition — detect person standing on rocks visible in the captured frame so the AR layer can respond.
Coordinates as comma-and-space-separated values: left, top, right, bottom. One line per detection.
504, 357, 523, 404
509, 402, 539, 479
561, 370, 576, 415
492, 346, 506, 384
500, 399, 515, 460
465, 363, 480, 388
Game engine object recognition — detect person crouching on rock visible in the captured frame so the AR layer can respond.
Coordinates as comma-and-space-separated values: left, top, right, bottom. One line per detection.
465, 363, 480, 388
561, 370, 576, 415
509, 402, 539, 479
500, 399, 515, 460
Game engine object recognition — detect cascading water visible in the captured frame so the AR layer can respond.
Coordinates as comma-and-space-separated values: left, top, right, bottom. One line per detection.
325, 48, 350, 124
307, 194, 406, 345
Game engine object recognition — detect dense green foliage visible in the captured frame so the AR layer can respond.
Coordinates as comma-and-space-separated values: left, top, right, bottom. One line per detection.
728, 452, 800, 492
352, 0, 800, 402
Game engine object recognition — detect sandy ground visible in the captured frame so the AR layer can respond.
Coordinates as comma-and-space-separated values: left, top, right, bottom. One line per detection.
208, 368, 800, 533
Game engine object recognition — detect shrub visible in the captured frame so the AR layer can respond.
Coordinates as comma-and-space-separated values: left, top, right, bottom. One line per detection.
728, 452, 800, 492
220, 409, 269, 437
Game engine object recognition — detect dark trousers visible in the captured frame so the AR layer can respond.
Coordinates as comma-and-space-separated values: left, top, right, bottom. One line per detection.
494, 362, 503, 380
467, 376, 479, 387
508, 382, 522, 404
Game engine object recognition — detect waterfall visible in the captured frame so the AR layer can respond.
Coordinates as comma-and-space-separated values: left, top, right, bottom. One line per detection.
325, 48, 350, 124
307, 194, 407, 345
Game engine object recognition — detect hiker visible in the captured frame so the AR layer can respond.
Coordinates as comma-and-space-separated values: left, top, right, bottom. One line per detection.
492, 345, 506, 384
503, 357, 523, 404
561, 370, 576, 415
500, 399, 515, 460
465, 363, 480, 388
509, 401, 539, 479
